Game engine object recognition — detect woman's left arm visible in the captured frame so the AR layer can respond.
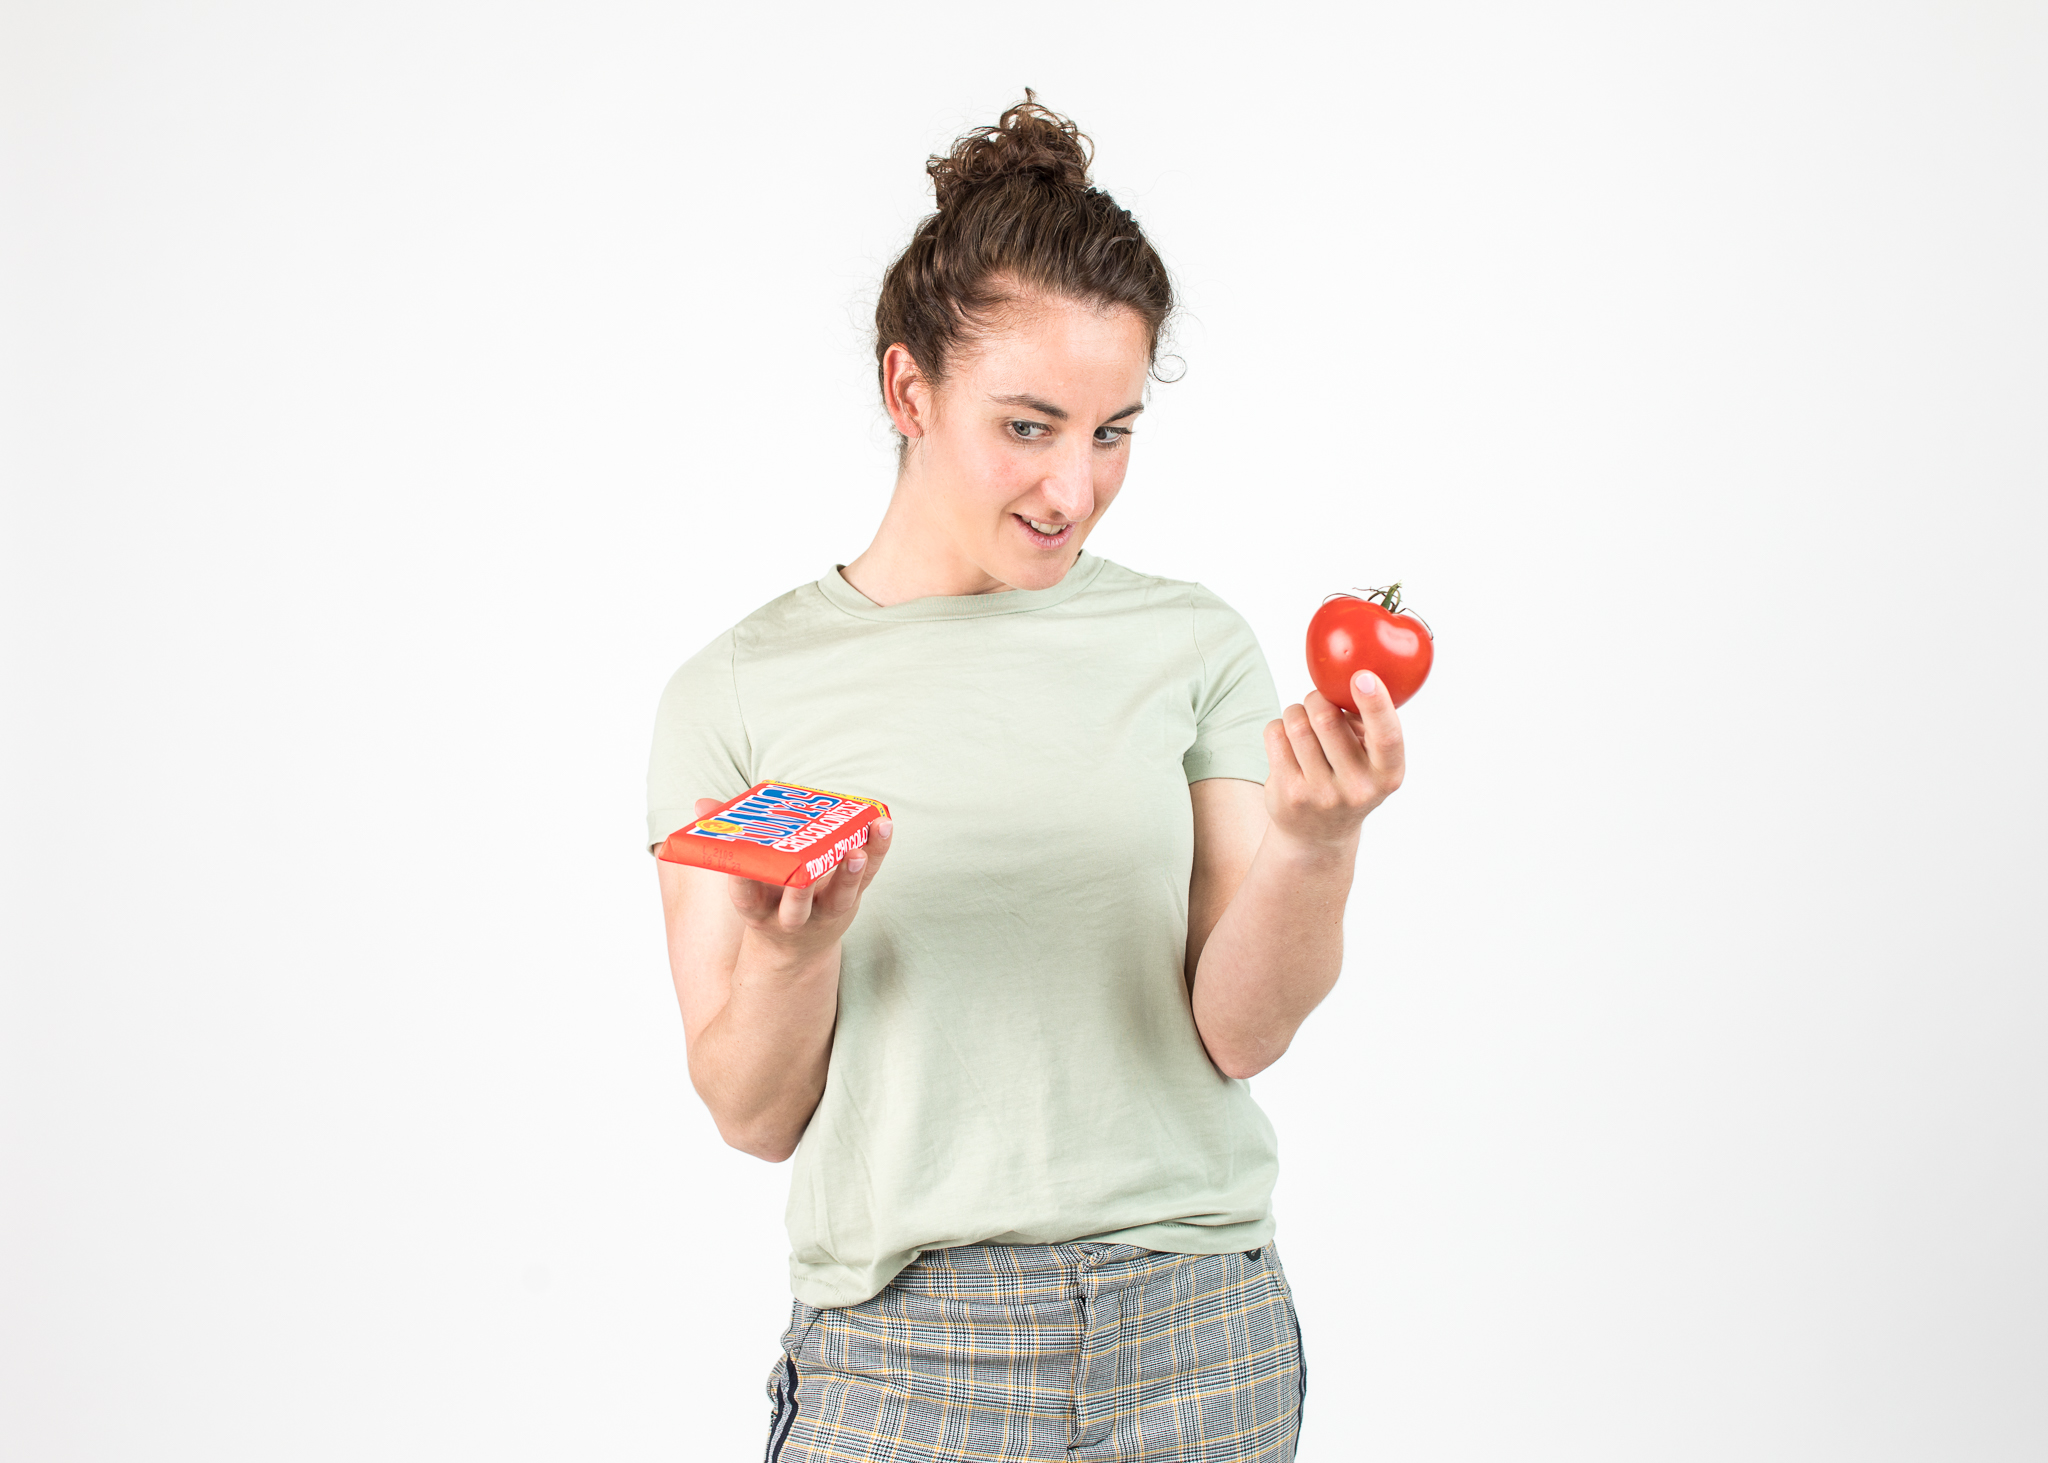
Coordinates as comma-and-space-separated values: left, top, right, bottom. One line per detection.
1185, 669, 1403, 1079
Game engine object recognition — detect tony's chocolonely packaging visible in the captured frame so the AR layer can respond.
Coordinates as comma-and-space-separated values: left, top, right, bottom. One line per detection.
656, 781, 889, 888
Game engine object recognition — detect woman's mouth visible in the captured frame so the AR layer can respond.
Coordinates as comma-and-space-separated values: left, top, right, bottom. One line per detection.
1014, 514, 1074, 548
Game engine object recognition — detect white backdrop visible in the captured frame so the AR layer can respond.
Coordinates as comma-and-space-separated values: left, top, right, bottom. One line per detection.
5, 2, 2045, 1459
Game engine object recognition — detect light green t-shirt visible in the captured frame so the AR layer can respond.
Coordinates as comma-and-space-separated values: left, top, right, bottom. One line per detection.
646, 551, 1285, 1309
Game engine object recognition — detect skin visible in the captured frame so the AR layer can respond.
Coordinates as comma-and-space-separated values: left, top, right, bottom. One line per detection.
658, 287, 1405, 1161
841, 290, 1146, 601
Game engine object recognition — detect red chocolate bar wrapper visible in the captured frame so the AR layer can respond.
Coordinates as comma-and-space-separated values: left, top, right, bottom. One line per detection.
656, 781, 890, 889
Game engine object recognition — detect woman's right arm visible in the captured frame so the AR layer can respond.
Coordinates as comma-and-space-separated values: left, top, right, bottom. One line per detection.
658, 801, 895, 1162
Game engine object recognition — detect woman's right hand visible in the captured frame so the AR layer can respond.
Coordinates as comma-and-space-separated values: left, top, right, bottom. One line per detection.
662, 799, 897, 1161
691, 797, 896, 963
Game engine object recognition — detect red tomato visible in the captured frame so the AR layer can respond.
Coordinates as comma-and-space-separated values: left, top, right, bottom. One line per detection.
1306, 584, 1434, 711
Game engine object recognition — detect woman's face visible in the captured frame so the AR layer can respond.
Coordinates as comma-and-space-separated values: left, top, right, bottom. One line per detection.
890, 294, 1151, 593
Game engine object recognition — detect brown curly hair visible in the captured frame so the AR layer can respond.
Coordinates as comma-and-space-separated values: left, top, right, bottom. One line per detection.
873, 91, 1176, 432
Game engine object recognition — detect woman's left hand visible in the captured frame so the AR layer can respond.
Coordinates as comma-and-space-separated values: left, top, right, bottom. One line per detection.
1261, 669, 1406, 851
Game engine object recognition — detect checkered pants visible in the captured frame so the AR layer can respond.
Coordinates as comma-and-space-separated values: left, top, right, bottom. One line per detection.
763, 1240, 1306, 1461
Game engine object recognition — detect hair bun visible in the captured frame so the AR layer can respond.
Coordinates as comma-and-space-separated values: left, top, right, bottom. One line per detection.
927, 89, 1093, 210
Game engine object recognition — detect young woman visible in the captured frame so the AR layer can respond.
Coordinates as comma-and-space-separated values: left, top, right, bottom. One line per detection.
647, 95, 1404, 1462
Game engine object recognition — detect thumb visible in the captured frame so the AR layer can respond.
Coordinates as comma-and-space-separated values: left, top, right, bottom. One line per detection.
693, 797, 724, 819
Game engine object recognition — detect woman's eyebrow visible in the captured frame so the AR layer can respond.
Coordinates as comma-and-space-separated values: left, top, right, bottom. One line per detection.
990, 392, 1068, 419
989, 393, 1147, 423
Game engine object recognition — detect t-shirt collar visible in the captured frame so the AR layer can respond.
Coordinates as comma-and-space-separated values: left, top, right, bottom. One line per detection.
815, 552, 1107, 622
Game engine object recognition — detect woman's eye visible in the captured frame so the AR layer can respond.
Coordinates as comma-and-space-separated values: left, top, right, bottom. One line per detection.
1094, 426, 1131, 446
1009, 420, 1049, 440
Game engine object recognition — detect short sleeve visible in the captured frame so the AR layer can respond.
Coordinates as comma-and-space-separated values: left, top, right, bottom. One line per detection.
1182, 585, 1281, 785
646, 629, 754, 853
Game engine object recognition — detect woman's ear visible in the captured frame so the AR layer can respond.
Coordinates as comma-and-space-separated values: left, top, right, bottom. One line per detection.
881, 342, 931, 441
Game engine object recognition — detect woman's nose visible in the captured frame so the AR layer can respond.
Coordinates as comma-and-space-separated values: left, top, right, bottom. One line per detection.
1040, 447, 1095, 522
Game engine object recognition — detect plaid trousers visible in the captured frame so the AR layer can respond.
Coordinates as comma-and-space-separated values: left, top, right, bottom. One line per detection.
763, 1240, 1306, 1461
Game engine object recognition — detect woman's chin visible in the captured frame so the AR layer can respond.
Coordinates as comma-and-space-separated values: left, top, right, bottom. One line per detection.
992, 553, 1076, 593
984, 519, 1085, 590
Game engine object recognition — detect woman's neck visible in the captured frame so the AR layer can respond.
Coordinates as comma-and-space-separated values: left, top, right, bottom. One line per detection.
838, 478, 1013, 608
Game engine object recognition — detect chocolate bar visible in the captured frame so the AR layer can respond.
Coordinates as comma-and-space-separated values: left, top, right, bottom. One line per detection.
657, 781, 889, 888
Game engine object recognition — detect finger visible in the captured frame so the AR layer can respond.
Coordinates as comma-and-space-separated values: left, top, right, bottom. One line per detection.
1349, 670, 1407, 786
846, 816, 893, 897
1281, 701, 1335, 783
803, 858, 841, 914
821, 823, 887, 915
775, 879, 817, 931
811, 852, 862, 918
692, 797, 724, 820
825, 849, 868, 913
1263, 717, 1304, 784
1302, 688, 1371, 780
726, 873, 779, 922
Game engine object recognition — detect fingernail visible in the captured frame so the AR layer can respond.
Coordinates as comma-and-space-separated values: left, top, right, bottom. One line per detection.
875, 819, 893, 840
1354, 671, 1379, 698
848, 853, 867, 872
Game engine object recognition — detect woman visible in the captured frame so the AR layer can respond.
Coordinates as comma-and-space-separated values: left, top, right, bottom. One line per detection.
647, 95, 1403, 1462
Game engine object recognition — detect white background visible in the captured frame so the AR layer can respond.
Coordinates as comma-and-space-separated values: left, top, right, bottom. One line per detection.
5, 2, 2045, 1459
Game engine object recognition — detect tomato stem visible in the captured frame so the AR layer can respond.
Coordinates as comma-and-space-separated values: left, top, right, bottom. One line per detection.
1362, 582, 1404, 615
1343, 581, 1432, 639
